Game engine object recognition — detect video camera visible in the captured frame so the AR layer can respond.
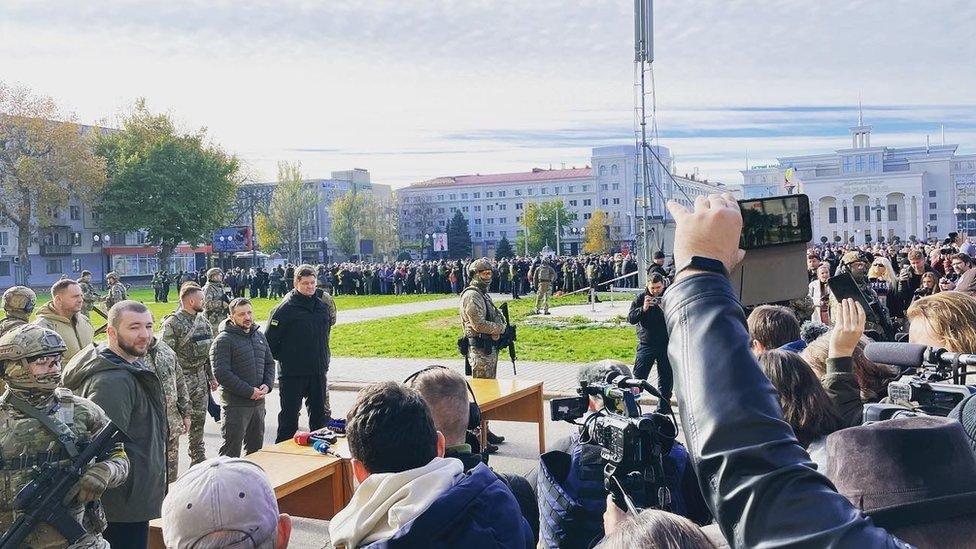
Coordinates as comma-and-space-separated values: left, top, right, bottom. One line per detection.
863, 342, 976, 419
550, 373, 677, 512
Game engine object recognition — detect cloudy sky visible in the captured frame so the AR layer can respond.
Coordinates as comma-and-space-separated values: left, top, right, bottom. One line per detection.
2, 0, 974, 187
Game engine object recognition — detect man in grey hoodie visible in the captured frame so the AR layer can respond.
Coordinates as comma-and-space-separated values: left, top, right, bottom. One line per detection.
62, 300, 166, 549
211, 297, 275, 457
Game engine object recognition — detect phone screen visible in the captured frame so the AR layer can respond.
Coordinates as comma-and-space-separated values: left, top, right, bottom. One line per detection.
827, 273, 880, 323
738, 194, 812, 250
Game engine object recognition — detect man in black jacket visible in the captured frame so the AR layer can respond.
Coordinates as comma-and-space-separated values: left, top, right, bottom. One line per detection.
627, 273, 671, 411
661, 193, 903, 547
266, 264, 336, 443
211, 298, 275, 457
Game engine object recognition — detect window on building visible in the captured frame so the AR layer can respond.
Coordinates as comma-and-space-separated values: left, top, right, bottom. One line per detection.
473, 192, 481, 198
46, 259, 61, 275
439, 220, 446, 226
601, 198, 609, 206
499, 217, 507, 223
929, 202, 937, 210
854, 207, 861, 222
611, 165, 619, 176
599, 166, 607, 176
499, 204, 506, 210
554, 187, 561, 194
449, 194, 456, 200
500, 231, 507, 237
569, 200, 578, 206
0, 232, 7, 246
601, 184, 608, 191
488, 231, 494, 237
929, 214, 938, 221
462, 206, 469, 212
70, 206, 81, 220
486, 192, 494, 198
888, 204, 898, 221
437, 207, 445, 213
71, 232, 81, 246
842, 206, 848, 223
856, 156, 864, 172
568, 186, 575, 193
583, 213, 592, 220
828, 207, 838, 224
475, 232, 482, 238
583, 199, 592, 206
613, 226, 621, 233
461, 193, 468, 199
582, 185, 589, 192
843, 157, 851, 172
612, 183, 619, 190
515, 203, 523, 210
527, 189, 534, 195
474, 206, 481, 212
487, 218, 494, 224
613, 198, 621, 205
541, 188, 548, 195
71, 258, 81, 273
450, 207, 457, 212
515, 189, 522, 196
437, 195, 444, 201
486, 205, 494, 211
869, 156, 878, 172
499, 191, 506, 197
0, 261, 9, 277
474, 219, 481, 224
516, 216, 522, 223
929, 190, 937, 197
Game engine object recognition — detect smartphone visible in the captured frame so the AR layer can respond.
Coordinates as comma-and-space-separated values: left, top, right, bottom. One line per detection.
827, 272, 880, 324
738, 194, 812, 250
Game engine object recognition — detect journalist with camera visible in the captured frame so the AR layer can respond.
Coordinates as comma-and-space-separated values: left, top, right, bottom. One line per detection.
627, 273, 672, 410
539, 360, 709, 549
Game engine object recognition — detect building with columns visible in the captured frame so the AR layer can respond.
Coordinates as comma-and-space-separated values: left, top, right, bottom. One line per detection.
396, 145, 728, 258
741, 119, 976, 245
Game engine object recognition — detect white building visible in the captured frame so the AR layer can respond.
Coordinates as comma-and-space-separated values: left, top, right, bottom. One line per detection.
741, 121, 976, 245
396, 145, 727, 257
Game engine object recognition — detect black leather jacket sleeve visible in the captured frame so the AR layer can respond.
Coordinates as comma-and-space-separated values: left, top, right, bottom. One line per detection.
663, 273, 906, 548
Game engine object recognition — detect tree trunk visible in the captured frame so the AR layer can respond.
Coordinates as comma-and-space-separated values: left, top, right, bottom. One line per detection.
16, 222, 31, 286
158, 242, 175, 273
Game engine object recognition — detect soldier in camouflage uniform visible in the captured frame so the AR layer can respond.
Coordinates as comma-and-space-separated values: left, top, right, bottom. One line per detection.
830, 251, 892, 338
202, 268, 229, 334
145, 335, 190, 482
77, 271, 100, 318
0, 286, 35, 338
0, 325, 129, 549
533, 259, 557, 315
103, 273, 127, 311
161, 285, 216, 466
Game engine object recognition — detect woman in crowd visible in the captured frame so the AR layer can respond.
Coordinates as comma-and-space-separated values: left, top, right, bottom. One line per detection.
808, 263, 832, 323
599, 504, 715, 549
912, 271, 939, 303
867, 256, 896, 309
907, 291, 976, 356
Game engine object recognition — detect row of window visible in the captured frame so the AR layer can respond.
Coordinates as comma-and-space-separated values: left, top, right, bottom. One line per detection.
828, 205, 899, 224
429, 184, 598, 203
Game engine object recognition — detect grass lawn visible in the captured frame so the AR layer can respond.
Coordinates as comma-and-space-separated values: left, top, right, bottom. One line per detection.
330, 291, 637, 363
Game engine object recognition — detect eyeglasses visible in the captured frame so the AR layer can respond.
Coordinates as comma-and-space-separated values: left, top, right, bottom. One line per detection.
873, 263, 885, 267
26, 354, 61, 368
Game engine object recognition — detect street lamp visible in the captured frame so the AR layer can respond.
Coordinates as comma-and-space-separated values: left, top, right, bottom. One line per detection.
424, 233, 430, 260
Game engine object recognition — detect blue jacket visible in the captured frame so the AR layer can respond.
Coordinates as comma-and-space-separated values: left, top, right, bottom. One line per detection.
365, 462, 533, 549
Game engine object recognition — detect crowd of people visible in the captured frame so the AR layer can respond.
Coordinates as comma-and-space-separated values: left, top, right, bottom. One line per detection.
7, 195, 976, 548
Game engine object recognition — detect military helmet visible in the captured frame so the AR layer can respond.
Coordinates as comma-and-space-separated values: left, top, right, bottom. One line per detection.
106, 271, 119, 281
206, 267, 223, 280
841, 251, 867, 266
467, 258, 493, 276
2, 286, 36, 315
0, 325, 67, 391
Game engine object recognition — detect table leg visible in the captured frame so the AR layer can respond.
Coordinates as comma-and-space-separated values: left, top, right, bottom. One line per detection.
536, 388, 546, 454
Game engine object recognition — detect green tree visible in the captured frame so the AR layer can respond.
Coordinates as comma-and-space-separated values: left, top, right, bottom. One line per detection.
0, 83, 107, 285
515, 200, 576, 255
583, 210, 611, 254
446, 210, 472, 259
495, 235, 514, 259
330, 190, 369, 257
95, 99, 240, 268
264, 161, 319, 262
254, 212, 282, 253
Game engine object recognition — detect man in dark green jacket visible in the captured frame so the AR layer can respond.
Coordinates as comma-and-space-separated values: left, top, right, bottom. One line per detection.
62, 300, 166, 549
211, 298, 275, 457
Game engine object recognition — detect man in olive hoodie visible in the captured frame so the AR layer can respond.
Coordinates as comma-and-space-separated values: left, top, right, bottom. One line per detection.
211, 298, 275, 457
62, 300, 167, 549
34, 278, 94, 361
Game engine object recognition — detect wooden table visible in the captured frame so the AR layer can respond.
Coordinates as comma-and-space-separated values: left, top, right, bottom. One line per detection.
469, 377, 546, 453
149, 445, 350, 549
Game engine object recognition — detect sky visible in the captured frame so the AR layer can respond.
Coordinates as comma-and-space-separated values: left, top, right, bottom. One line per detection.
2, 0, 974, 188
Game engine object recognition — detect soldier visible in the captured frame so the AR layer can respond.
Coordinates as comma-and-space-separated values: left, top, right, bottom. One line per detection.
145, 335, 190, 482
0, 286, 36, 337
830, 250, 892, 338
533, 259, 557, 315
202, 268, 229, 334
151, 271, 164, 303
160, 270, 171, 303
459, 258, 508, 451
0, 325, 129, 549
161, 285, 217, 467
103, 272, 127, 310
77, 271, 100, 318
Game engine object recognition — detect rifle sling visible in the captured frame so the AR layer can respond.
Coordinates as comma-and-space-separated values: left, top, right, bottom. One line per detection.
2, 393, 80, 458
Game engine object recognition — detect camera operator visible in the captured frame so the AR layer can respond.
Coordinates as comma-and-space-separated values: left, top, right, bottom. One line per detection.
537, 361, 710, 549
628, 274, 672, 411
662, 193, 903, 546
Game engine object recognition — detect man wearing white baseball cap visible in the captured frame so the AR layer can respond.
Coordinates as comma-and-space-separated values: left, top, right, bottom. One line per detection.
161, 456, 293, 548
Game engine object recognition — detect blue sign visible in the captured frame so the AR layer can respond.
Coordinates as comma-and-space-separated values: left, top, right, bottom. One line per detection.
212, 226, 251, 253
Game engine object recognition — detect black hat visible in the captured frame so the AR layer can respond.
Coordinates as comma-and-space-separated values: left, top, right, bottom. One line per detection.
652, 251, 665, 260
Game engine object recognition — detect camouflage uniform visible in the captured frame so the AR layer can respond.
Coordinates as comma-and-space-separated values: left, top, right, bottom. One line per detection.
0, 325, 129, 549
202, 269, 229, 334
77, 276, 100, 318
161, 309, 214, 466
534, 263, 557, 314
145, 336, 190, 482
104, 274, 127, 311
460, 259, 507, 379
0, 286, 36, 339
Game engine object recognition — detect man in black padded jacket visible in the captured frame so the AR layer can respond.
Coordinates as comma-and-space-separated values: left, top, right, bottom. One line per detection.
661, 193, 908, 548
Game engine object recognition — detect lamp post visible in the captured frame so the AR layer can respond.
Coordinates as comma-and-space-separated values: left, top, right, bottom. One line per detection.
324, 237, 330, 264
424, 233, 430, 260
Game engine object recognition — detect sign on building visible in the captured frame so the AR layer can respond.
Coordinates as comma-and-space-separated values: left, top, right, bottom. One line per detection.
432, 232, 448, 252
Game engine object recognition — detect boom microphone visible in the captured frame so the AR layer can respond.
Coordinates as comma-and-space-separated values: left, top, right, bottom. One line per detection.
864, 342, 976, 369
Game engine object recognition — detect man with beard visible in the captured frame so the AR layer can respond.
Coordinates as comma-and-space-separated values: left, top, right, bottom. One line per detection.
62, 301, 166, 549
161, 286, 217, 466
830, 251, 892, 338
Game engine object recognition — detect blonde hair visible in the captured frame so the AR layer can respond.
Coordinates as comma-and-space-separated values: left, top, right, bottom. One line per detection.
868, 256, 896, 286
802, 333, 896, 400
906, 292, 976, 353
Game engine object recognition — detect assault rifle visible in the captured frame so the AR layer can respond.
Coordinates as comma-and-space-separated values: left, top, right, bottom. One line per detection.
0, 422, 126, 548
498, 302, 517, 375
